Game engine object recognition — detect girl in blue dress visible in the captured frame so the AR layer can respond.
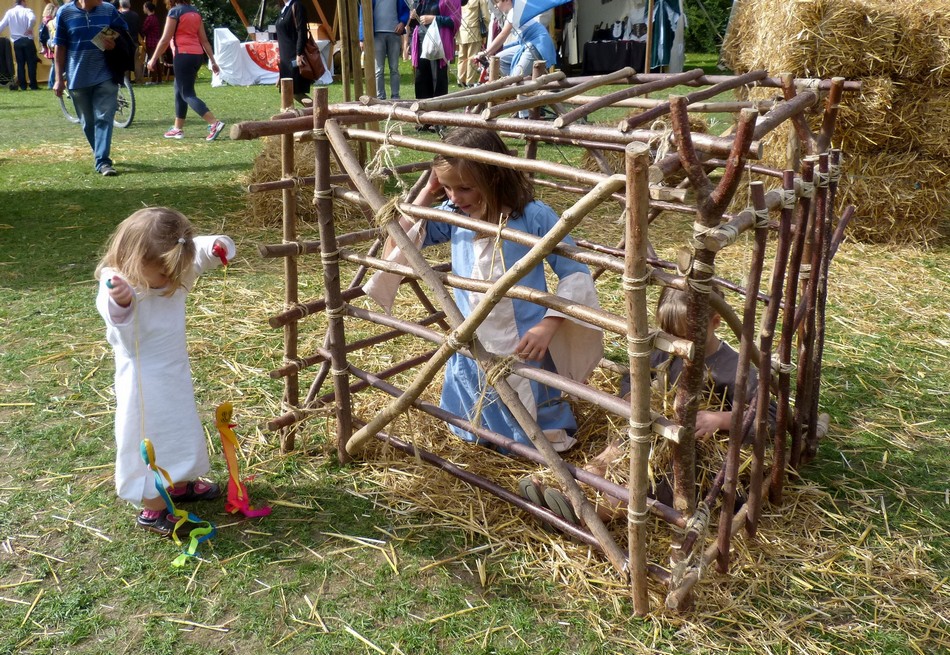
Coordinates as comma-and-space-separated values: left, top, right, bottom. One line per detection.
366, 128, 603, 452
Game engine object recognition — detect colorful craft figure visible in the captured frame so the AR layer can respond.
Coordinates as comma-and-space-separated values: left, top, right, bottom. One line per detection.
140, 439, 217, 567
215, 402, 272, 518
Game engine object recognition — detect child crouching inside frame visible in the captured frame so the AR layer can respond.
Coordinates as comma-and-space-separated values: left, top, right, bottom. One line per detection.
523, 285, 777, 525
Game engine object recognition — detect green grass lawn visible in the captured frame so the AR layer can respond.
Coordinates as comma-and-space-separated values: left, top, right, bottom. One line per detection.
0, 63, 947, 655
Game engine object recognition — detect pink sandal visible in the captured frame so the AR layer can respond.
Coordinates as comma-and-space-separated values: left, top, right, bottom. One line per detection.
169, 479, 221, 503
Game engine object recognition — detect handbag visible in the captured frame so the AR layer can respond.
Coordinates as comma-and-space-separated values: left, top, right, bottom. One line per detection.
292, 1, 326, 81
420, 24, 445, 61
298, 35, 325, 80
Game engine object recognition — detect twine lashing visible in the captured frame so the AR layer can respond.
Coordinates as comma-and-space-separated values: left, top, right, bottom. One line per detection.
781, 188, 797, 210
798, 179, 815, 199
711, 221, 741, 246
621, 268, 652, 292
325, 303, 346, 320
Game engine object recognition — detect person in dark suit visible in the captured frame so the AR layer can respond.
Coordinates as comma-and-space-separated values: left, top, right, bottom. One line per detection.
275, 0, 312, 106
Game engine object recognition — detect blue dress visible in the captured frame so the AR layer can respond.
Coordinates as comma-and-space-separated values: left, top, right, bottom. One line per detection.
422, 200, 601, 448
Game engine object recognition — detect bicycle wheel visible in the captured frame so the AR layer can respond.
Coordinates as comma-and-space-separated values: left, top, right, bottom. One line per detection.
59, 88, 81, 124
114, 77, 135, 128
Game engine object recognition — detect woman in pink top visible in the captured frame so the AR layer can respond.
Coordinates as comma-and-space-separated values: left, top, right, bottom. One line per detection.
148, 0, 224, 141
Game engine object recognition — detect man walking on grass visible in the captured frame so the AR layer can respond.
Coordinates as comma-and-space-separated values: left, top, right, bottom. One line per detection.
0, 0, 39, 91
52, 0, 128, 176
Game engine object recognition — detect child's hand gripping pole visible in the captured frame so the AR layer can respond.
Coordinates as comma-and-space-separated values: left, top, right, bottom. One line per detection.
140, 439, 217, 566
215, 403, 272, 518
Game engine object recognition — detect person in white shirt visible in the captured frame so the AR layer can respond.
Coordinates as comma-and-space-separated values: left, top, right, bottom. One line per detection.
0, 0, 39, 90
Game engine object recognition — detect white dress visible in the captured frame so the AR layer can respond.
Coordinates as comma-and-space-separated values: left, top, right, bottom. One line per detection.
96, 236, 235, 505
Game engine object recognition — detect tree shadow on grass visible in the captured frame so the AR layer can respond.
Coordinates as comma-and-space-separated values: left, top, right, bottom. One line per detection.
0, 184, 250, 291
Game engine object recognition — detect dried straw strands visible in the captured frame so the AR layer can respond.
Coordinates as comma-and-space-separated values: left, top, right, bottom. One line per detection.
724, 0, 950, 243
723, 0, 950, 84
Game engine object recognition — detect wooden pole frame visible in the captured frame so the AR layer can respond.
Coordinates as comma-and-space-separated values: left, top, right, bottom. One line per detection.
227, 70, 856, 613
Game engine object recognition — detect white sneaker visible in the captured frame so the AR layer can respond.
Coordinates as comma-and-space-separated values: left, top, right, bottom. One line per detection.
164, 127, 183, 139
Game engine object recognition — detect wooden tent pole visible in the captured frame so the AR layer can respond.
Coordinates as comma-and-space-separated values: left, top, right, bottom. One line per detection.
715, 180, 767, 573
645, 0, 654, 73
228, 0, 249, 27
304, 0, 334, 41
623, 142, 653, 616
279, 77, 299, 453
360, 0, 378, 99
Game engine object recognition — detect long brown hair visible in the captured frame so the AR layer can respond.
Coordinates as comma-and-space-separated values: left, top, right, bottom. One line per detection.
95, 207, 196, 296
432, 128, 534, 224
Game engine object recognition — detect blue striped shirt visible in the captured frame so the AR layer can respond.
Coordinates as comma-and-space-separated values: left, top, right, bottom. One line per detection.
52, 2, 128, 89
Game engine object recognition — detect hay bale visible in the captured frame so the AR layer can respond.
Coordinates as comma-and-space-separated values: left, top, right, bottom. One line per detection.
892, 83, 950, 160
839, 151, 950, 245
723, 0, 940, 80
889, 0, 941, 80
912, 4, 950, 86
243, 137, 320, 227
835, 77, 903, 154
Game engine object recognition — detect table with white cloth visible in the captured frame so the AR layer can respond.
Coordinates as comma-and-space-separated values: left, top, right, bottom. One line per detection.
211, 28, 332, 87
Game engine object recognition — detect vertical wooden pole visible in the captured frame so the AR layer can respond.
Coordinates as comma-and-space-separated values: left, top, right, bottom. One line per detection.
337, 0, 352, 99
645, 0, 655, 73
280, 77, 299, 453
791, 154, 822, 470
360, 0, 378, 99
799, 152, 830, 463
770, 159, 814, 502
314, 87, 354, 462
716, 181, 767, 573
747, 170, 795, 535
623, 142, 653, 616
523, 61, 546, 162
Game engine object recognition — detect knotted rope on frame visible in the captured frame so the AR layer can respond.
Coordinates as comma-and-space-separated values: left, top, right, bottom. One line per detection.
650, 120, 675, 163
365, 104, 407, 190
670, 502, 712, 588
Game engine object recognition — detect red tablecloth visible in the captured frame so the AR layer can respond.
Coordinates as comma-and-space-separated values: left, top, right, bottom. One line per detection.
243, 41, 280, 73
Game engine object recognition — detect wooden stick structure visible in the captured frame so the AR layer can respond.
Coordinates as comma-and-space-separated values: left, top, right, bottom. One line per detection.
232, 70, 858, 613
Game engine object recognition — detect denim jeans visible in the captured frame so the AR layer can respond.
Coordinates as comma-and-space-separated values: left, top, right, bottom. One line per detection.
512, 45, 543, 118
511, 43, 543, 78
70, 79, 118, 172
374, 32, 402, 99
